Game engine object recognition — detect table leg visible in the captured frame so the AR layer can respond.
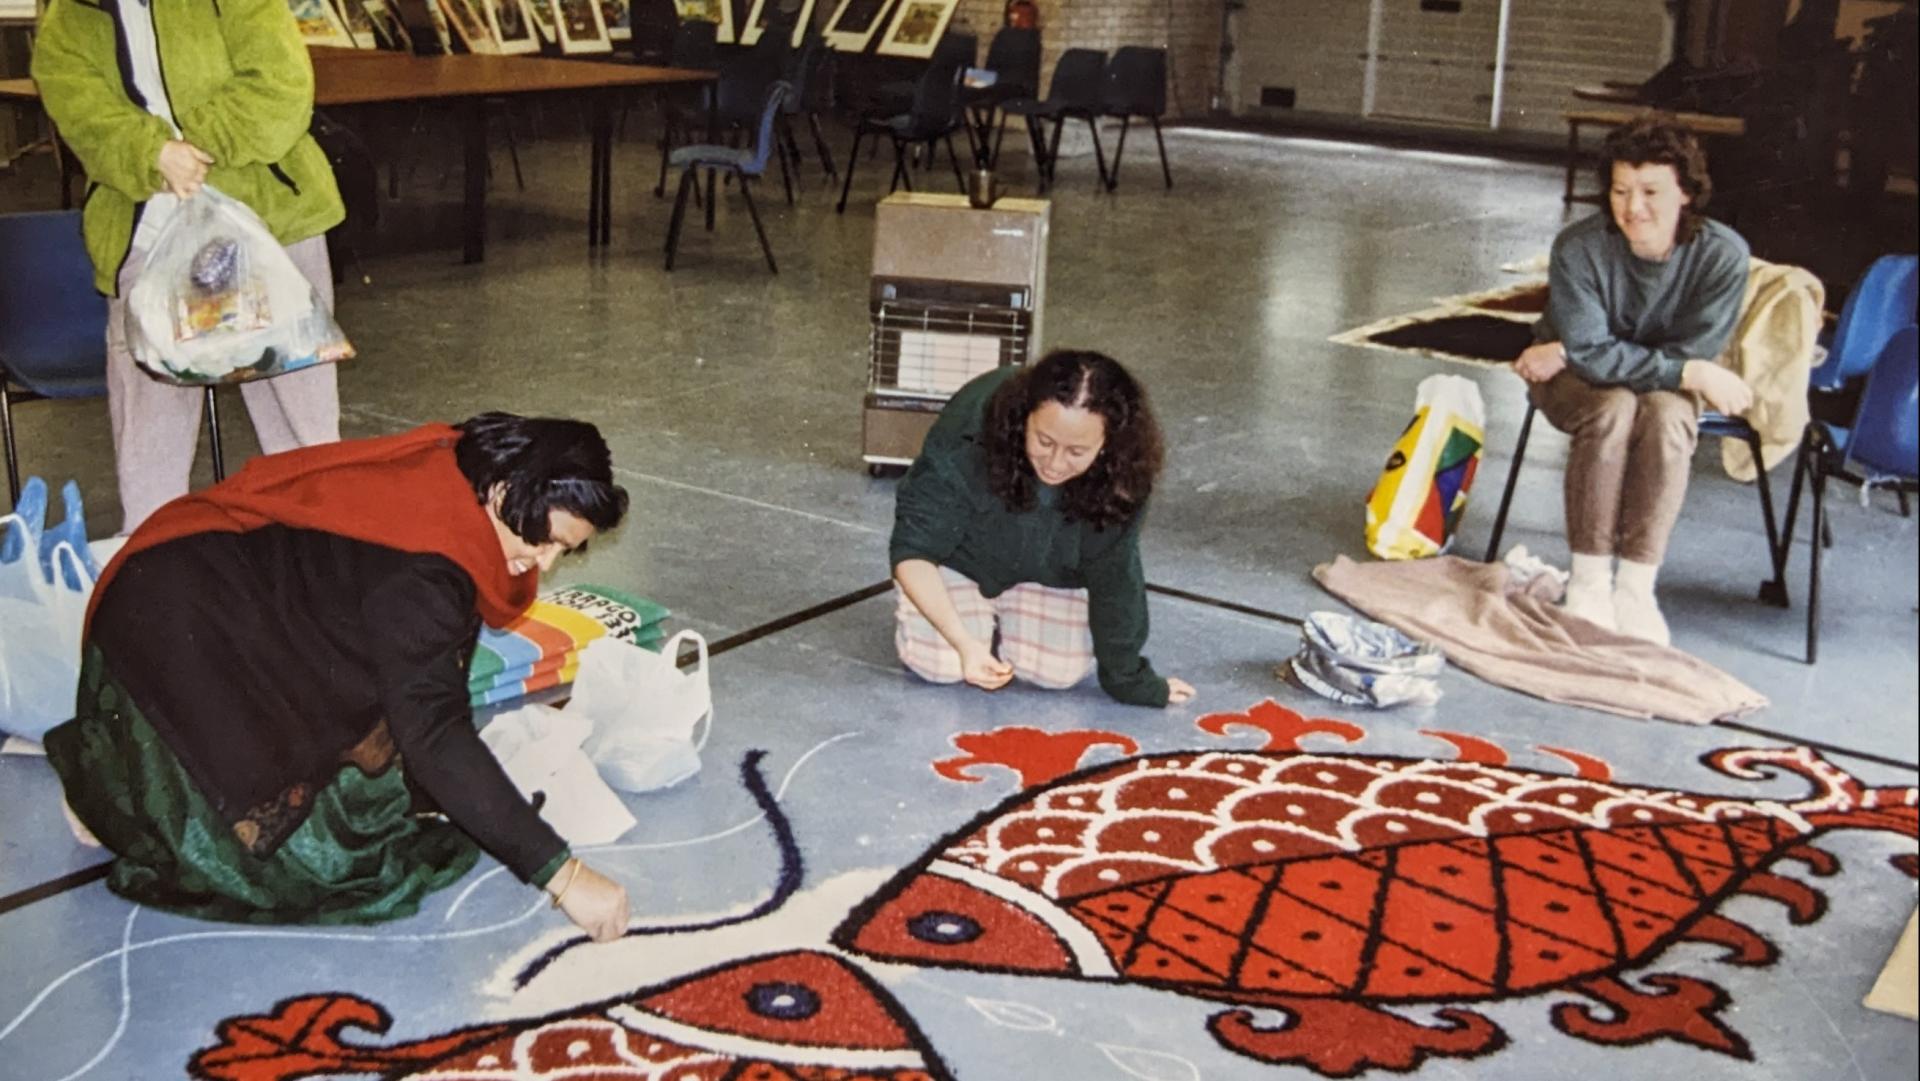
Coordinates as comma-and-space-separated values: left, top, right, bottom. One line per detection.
1563, 118, 1580, 204
462, 97, 488, 265
588, 96, 605, 248
595, 92, 614, 247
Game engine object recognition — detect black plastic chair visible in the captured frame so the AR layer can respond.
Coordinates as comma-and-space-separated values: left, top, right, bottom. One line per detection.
1, 211, 226, 506
965, 27, 1040, 168
782, 33, 840, 186
1102, 45, 1172, 191
998, 47, 1108, 191
626, 0, 679, 65
665, 82, 792, 275
652, 19, 721, 198
836, 59, 969, 214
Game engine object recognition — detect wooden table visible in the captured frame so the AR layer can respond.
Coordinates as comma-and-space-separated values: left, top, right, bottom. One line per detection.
1562, 106, 1746, 204
2, 52, 714, 263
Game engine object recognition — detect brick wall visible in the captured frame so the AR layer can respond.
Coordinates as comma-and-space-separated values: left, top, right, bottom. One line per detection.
947, 0, 1226, 118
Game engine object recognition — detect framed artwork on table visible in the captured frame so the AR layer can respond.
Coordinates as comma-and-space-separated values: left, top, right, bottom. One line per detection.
599, 0, 631, 40
524, 0, 559, 43
393, 0, 453, 52
555, 0, 612, 53
287, 0, 359, 48
486, 0, 540, 53
873, 0, 953, 59
332, 0, 380, 47
821, 0, 892, 53
739, 0, 814, 48
439, 0, 499, 52
673, 0, 735, 46
361, 0, 414, 50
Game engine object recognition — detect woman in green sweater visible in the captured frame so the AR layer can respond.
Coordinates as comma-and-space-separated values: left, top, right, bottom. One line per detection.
890, 351, 1195, 708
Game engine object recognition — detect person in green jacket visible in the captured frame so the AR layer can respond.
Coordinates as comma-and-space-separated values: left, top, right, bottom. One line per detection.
890, 351, 1195, 708
32, 0, 347, 533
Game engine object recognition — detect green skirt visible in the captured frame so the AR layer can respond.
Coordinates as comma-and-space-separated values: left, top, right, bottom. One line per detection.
43, 646, 480, 924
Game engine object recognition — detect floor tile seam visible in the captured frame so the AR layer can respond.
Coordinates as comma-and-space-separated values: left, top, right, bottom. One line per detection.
0, 863, 109, 920
608, 466, 886, 536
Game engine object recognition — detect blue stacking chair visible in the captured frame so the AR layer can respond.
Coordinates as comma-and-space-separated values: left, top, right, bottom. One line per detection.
0, 211, 227, 509
664, 82, 791, 275
1811, 254, 1920, 393
1785, 325, 1919, 664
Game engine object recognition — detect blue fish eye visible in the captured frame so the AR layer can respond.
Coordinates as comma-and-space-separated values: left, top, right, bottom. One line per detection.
907, 910, 983, 945
745, 981, 821, 1021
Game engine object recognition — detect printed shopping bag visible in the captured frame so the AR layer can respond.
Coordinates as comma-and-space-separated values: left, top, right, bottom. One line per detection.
1364, 374, 1485, 560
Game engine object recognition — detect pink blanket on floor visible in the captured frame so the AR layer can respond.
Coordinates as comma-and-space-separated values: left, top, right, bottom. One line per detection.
1313, 555, 1768, 724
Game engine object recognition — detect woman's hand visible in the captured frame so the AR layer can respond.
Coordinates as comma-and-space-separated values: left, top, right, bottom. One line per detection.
1165, 677, 1196, 706
157, 139, 214, 197
551, 860, 629, 942
1681, 360, 1754, 417
958, 639, 1014, 691
1513, 342, 1567, 384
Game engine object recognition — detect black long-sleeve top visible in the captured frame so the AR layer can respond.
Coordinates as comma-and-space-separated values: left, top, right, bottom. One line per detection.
88, 524, 566, 883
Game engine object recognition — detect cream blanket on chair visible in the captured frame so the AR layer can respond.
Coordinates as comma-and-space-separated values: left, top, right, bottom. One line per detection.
1720, 258, 1826, 481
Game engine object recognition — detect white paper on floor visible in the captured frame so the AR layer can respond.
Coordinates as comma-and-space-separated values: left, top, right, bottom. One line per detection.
479, 702, 636, 846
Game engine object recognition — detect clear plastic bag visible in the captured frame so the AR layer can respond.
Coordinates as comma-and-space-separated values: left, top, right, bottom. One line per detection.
124, 186, 354, 384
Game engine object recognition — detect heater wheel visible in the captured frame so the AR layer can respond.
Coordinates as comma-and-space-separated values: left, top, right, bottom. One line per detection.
867, 463, 908, 479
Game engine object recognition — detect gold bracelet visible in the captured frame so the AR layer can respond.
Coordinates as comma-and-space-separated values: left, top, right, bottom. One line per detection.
548, 858, 582, 909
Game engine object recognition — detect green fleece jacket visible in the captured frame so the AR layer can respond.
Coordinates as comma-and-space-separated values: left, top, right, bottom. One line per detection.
890, 368, 1170, 707
32, 0, 345, 295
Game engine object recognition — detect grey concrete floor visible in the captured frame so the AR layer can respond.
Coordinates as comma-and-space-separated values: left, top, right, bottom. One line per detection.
2, 120, 1916, 1080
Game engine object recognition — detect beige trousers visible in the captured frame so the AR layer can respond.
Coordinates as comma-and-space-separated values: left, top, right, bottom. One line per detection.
107, 234, 341, 534
1530, 368, 1701, 565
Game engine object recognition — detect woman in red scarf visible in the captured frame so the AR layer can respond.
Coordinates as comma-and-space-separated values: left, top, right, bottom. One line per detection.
46, 413, 631, 940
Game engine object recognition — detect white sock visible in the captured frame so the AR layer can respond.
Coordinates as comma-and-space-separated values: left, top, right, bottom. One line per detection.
1615, 559, 1659, 597
1569, 553, 1614, 594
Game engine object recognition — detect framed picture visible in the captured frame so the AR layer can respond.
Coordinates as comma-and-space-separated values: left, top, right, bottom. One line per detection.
333, 0, 380, 47
739, 0, 815, 48
394, 0, 454, 52
287, 0, 359, 49
599, 0, 631, 40
673, 0, 735, 46
439, 0, 499, 51
873, 0, 953, 59
524, 0, 559, 43
821, 0, 892, 53
485, 0, 540, 53
361, 0, 414, 50
555, 0, 612, 53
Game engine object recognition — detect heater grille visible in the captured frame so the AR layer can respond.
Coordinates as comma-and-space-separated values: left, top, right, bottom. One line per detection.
868, 299, 1033, 399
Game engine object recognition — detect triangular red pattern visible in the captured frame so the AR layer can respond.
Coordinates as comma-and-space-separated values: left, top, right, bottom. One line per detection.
1375, 880, 1502, 983
1415, 486, 1447, 544
1246, 890, 1369, 990
1078, 885, 1165, 938
1582, 829, 1698, 898
1681, 857, 1736, 896
1726, 821, 1779, 867
1362, 939, 1496, 999
1499, 871, 1619, 960
1162, 867, 1274, 938
1395, 841, 1499, 911
1663, 823, 1739, 870
1073, 908, 1146, 959
1600, 890, 1683, 959
1277, 856, 1383, 927
1125, 941, 1230, 985
1589, 863, 1698, 921
1502, 923, 1615, 991
1494, 834, 1599, 893
1140, 905, 1242, 980
1355, 849, 1392, 870
1237, 946, 1348, 995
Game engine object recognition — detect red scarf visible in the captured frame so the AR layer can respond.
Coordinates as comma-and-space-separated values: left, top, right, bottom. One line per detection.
87, 424, 535, 630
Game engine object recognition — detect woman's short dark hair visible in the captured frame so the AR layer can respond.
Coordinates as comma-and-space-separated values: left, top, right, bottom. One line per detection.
1600, 116, 1713, 244
983, 351, 1164, 529
454, 412, 629, 542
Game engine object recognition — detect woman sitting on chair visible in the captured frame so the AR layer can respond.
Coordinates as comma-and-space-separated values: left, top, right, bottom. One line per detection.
890, 350, 1195, 708
47, 413, 631, 941
1513, 117, 1755, 645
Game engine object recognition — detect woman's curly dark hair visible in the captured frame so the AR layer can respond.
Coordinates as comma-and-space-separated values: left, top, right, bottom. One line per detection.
454, 412, 629, 543
1600, 116, 1713, 245
982, 351, 1163, 530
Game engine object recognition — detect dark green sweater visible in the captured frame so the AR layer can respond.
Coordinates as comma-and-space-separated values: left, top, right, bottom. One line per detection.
889, 369, 1169, 707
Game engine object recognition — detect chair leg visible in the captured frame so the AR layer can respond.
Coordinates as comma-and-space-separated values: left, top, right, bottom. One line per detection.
501, 107, 526, 192
704, 166, 717, 232
737, 170, 777, 275
1085, 115, 1109, 189
1107, 116, 1129, 192
1043, 118, 1065, 191
808, 113, 839, 182
944, 134, 966, 193
1483, 402, 1537, 562
1806, 460, 1826, 664
1, 383, 18, 507
1151, 115, 1172, 189
1746, 427, 1789, 608
889, 138, 913, 193
776, 133, 795, 206
655, 117, 676, 198
204, 386, 226, 483
992, 112, 1009, 170
837, 128, 864, 213
664, 167, 693, 270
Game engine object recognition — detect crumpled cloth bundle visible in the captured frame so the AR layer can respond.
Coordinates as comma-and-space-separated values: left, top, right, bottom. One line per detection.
1282, 611, 1445, 708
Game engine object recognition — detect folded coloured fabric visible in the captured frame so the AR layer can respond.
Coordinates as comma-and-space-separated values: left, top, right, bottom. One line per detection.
469, 584, 669, 707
